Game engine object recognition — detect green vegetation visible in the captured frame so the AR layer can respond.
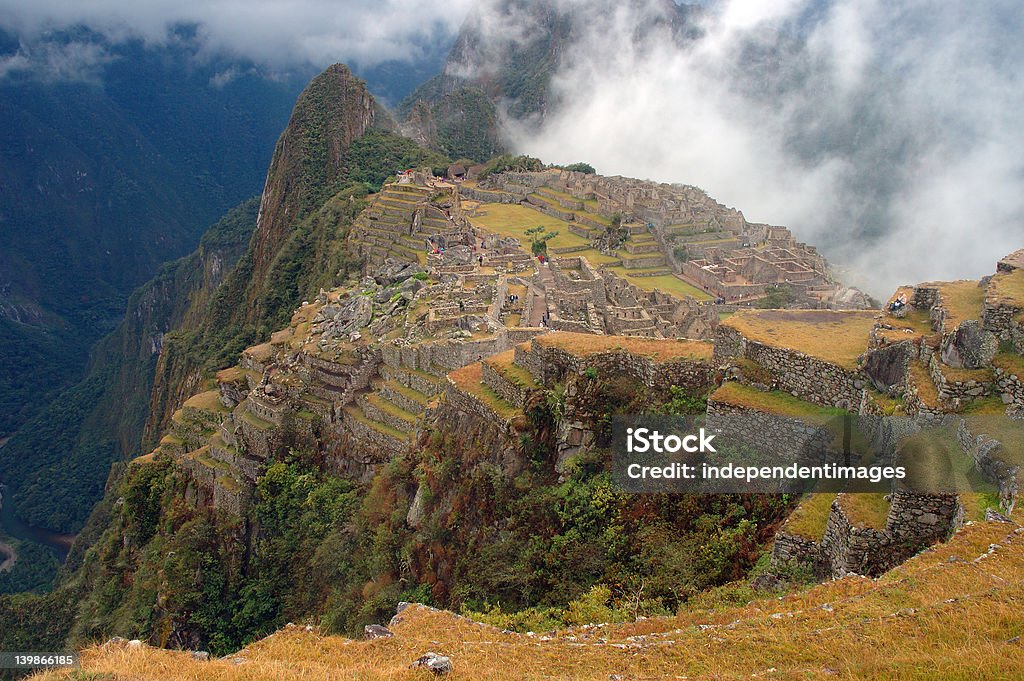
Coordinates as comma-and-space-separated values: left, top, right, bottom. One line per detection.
783, 493, 837, 540
346, 130, 449, 191
478, 154, 545, 179
756, 284, 797, 309
559, 162, 596, 174
525, 225, 559, 256
711, 382, 848, 420
0, 198, 260, 536
605, 268, 714, 301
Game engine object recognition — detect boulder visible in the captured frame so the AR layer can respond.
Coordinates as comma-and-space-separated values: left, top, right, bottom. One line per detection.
942, 319, 997, 369
375, 258, 424, 286
363, 624, 394, 640
410, 652, 452, 675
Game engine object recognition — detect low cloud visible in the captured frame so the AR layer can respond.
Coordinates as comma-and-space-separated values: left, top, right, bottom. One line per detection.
0, 0, 474, 70
505, 0, 1024, 296
0, 40, 113, 82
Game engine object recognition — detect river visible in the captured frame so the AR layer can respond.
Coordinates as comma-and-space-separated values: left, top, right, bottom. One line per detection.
0, 438, 76, 563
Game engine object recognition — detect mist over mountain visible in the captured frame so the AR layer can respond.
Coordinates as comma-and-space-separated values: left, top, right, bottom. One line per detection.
449, 0, 1024, 297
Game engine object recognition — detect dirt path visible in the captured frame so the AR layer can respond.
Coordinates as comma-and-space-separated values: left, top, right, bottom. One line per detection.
529, 263, 552, 326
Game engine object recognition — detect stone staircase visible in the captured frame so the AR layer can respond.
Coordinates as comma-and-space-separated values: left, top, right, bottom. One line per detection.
341, 359, 448, 456
353, 183, 440, 268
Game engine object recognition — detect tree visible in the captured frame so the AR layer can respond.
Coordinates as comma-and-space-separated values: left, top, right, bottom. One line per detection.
756, 284, 796, 309
562, 162, 596, 174
525, 225, 559, 256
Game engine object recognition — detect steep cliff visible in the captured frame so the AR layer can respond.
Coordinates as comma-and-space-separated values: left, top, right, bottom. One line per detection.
141, 66, 444, 444
0, 200, 258, 538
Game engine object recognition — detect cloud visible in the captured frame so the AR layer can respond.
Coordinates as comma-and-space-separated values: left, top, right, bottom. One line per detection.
0, 39, 114, 82
504, 0, 1024, 297
0, 0, 475, 69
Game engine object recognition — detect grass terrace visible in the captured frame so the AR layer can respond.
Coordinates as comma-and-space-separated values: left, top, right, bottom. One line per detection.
484, 349, 540, 390
993, 351, 1024, 378
605, 267, 713, 301
783, 492, 837, 540
838, 493, 890, 530
898, 425, 997, 493
963, 416, 1024, 472
536, 186, 580, 203
711, 382, 848, 420
182, 390, 229, 414
908, 361, 940, 408
470, 203, 583, 252
878, 307, 935, 342
343, 405, 408, 441
933, 280, 986, 328
243, 342, 275, 363
935, 361, 993, 385
536, 332, 713, 362
989, 268, 1024, 307
722, 309, 877, 370
448, 362, 521, 420
241, 409, 273, 431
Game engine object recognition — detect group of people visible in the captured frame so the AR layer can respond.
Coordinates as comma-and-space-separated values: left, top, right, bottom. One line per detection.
889, 294, 908, 314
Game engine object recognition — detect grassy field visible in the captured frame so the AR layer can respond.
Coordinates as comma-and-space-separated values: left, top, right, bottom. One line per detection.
469, 203, 585, 251
605, 266, 713, 301
722, 310, 877, 369
898, 425, 998, 494
993, 351, 1024, 378
909, 361, 940, 408
37, 520, 1024, 680
783, 492, 837, 540
710, 382, 848, 420
934, 280, 986, 327
838, 492, 891, 530
990, 268, 1024, 306
536, 332, 714, 361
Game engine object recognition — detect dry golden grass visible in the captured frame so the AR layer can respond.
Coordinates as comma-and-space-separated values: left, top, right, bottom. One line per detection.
990, 268, 1024, 307
909, 360, 940, 408
837, 492, 890, 530
783, 492, 837, 540
936, 362, 993, 384
723, 310, 877, 369
484, 350, 540, 389
182, 390, 228, 413
34, 521, 1024, 680
710, 382, 846, 420
993, 351, 1024, 378
243, 343, 275, 363
535, 332, 713, 362
447, 363, 520, 420
933, 280, 986, 328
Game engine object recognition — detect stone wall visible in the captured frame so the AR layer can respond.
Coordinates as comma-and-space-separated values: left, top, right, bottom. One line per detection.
771, 531, 829, 579
778, 492, 963, 579
714, 325, 866, 409
525, 339, 716, 396
995, 368, 1024, 408
442, 378, 517, 430
481, 361, 531, 409
957, 419, 1020, 509
705, 397, 836, 468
